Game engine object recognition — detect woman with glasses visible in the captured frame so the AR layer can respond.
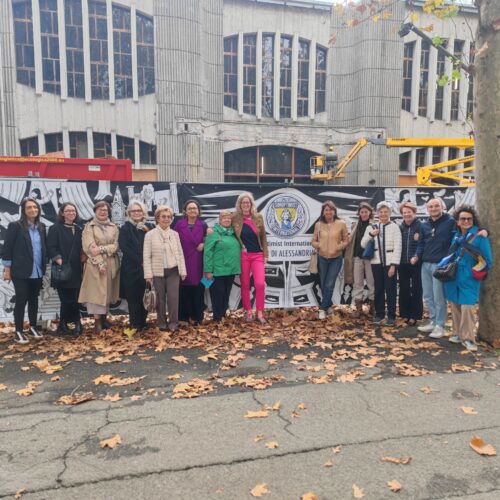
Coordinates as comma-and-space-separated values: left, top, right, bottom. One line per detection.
119, 202, 153, 331
47, 202, 83, 336
2, 197, 47, 344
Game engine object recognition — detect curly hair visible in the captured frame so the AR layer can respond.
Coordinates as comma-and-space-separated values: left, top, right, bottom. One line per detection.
234, 192, 258, 216
454, 204, 480, 227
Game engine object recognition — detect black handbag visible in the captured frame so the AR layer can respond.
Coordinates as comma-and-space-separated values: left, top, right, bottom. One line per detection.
433, 260, 458, 282
51, 262, 73, 285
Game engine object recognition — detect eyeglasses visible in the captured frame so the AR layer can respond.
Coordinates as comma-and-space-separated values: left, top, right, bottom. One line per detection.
459, 217, 473, 222
130, 209, 143, 213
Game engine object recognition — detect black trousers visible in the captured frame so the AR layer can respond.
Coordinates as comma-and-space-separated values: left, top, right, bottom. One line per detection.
179, 283, 205, 323
209, 275, 235, 321
398, 263, 423, 320
57, 287, 80, 324
371, 264, 397, 320
12, 278, 43, 332
128, 296, 148, 328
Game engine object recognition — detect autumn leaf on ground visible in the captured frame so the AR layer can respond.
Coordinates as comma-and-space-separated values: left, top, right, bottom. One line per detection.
461, 406, 478, 415
301, 493, 318, 500
172, 355, 189, 364
123, 327, 136, 338
30, 358, 63, 374
420, 386, 436, 394
94, 353, 123, 364
130, 395, 141, 401
16, 380, 42, 397
451, 364, 474, 373
381, 456, 412, 465
251, 483, 269, 497
103, 393, 122, 402
297, 403, 307, 410
323, 459, 334, 467
198, 353, 218, 363
99, 434, 122, 449
387, 480, 402, 492
254, 434, 265, 442
14, 488, 26, 499
172, 378, 214, 399
56, 392, 94, 406
332, 446, 342, 454
352, 484, 365, 498
265, 441, 279, 449
245, 410, 269, 419
0, 384, 6, 391
50, 376, 60, 382
167, 373, 181, 380
469, 437, 496, 456
272, 400, 281, 411
93, 375, 145, 386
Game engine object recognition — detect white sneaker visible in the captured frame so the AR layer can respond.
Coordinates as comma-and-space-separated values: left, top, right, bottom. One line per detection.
418, 322, 435, 333
449, 335, 461, 344
429, 325, 445, 338
462, 340, 478, 352
318, 310, 326, 320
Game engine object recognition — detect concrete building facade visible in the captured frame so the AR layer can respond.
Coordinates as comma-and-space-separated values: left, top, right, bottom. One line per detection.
0, 0, 477, 185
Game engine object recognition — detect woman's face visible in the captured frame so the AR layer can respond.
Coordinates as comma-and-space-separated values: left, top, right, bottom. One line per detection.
129, 204, 145, 223
359, 208, 371, 222
240, 197, 252, 213
378, 207, 391, 223
63, 204, 77, 224
323, 206, 335, 221
401, 207, 415, 225
95, 205, 109, 221
157, 211, 172, 229
24, 201, 39, 221
457, 211, 474, 233
220, 214, 232, 228
185, 203, 199, 219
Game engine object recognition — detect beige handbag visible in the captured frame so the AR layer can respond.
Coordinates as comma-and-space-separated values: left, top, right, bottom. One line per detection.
308, 252, 318, 274
143, 283, 157, 313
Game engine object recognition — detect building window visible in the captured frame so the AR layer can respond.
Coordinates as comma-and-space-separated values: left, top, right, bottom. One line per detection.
113, 5, 132, 99
40, 0, 61, 94
139, 141, 156, 165
280, 35, 292, 118
136, 12, 155, 96
434, 40, 447, 120
402, 42, 414, 112
418, 40, 430, 117
20, 136, 39, 156
93, 132, 111, 157
297, 39, 309, 117
116, 135, 134, 162
223, 36, 238, 110
467, 43, 474, 119
315, 46, 327, 113
432, 147, 443, 165
242, 34, 256, 114
399, 152, 411, 172
45, 132, 63, 153
450, 40, 464, 121
88, 0, 109, 99
415, 148, 427, 168
13, 1, 36, 88
69, 131, 88, 157
262, 34, 274, 117
65, 0, 84, 98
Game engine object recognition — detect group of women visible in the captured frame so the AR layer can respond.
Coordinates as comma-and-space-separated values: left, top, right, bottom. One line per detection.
2, 194, 491, 350
2, 193, 268, 343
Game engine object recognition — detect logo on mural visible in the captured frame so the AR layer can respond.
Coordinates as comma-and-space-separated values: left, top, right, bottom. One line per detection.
265, 194, 308, 238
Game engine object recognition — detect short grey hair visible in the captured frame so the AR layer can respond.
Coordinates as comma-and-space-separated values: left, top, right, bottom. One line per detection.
127, 201, 148, 218
376, 201, 392, 211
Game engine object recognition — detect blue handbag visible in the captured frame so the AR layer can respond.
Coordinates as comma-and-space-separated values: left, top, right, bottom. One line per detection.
362, 239, 375, 259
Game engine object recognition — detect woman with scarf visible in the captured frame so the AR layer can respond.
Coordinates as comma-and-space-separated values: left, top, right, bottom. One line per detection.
78, 201, 120, 333
173, 200, 208, 324
232, 193, 268, 324
119, 201, 153, 331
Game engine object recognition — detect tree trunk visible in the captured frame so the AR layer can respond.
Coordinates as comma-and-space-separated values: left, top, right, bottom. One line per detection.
475, 0, 500, 345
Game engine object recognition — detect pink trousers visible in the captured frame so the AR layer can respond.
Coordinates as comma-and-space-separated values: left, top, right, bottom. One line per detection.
240, 252, 266, 311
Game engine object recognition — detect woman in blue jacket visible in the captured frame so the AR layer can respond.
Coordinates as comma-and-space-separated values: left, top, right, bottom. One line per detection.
443, 205, 492, 352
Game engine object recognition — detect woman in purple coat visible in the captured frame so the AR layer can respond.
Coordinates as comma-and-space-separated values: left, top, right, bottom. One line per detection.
173, 200, 208, 324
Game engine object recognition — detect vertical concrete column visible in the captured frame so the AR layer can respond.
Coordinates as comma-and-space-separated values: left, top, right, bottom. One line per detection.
409, 149, 416, 175
308, 39, 316, 120
106, 0, 115, 103
458, 40, 470, 122
131, 1, 138, 102
31, 0, 43, 95
442, 146, 449, 165
410, 37, 421, 117
273, 30, 280, 121
38, 131, 46, 154
424, 146, 432, 167
427, 42, 437, 121
134, 136, 140, 169
443, 36, 454, 124
62, 128, 70, 157
237, 32, 243, 116
255, 30, 262, 120
86, 128, 94, 158
81, 0, 91, 103
111, 131, 117, 158
57, 0, 68, 100
291, 34, 298, 122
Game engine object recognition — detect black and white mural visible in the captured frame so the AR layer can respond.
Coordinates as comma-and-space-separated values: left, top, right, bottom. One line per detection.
0, 179, 474, 321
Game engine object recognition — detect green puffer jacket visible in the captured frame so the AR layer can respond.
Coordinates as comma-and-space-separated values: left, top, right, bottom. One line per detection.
203, 224, 241, 277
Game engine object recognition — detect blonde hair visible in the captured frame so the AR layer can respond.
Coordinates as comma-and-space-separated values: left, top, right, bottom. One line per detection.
219, 209, 232, 220
154, 205, 174, 222
399, 201, 417, 214
127, 201, 148, 218
235, 192, 257, 216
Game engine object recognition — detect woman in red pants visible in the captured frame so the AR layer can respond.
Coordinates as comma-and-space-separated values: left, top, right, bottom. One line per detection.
232, 193, 268, 323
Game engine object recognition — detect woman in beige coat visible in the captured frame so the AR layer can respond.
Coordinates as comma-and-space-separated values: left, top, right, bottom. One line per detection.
143, 205, 187, 332
78, 201, 120, 333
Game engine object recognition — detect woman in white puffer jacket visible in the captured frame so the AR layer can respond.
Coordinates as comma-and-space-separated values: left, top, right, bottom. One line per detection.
361, 201, 402, 326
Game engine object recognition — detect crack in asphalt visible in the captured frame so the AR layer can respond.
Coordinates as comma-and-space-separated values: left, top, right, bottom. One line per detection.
425, 486, 500, 500
251, 391, 297, 438
0, 413, 68, 433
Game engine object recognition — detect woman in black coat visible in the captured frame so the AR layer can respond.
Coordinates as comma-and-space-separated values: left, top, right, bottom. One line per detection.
2, 197, 47, 344
47, 203, 83, 335
119, 202, 152, 330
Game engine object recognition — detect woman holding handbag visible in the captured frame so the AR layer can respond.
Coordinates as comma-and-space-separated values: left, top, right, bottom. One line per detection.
443, 205, 492, 352
47, 202, 83, 336
119, 202, 153, 331
78, 201, 120, 333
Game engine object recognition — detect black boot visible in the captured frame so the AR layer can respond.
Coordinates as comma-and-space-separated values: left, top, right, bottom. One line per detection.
72, 320, 82, 336
101, 315, 111, 329
57, 320, 70, 335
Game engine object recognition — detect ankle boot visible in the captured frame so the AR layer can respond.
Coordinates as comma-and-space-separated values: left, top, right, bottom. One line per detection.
94, 316, 103, 334
73, 320, 82, 336
368, 300, 375, 317
353, 300, 363, 318
101, 315, 111, 329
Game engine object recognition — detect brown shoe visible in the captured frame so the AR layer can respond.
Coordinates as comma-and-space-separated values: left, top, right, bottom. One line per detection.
94, 316, 102, 334
368, 300, 375, 317
353, 300, 363, 318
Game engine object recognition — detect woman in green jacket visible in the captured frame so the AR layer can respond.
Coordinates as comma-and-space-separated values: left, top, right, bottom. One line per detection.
203, 210, 241, 321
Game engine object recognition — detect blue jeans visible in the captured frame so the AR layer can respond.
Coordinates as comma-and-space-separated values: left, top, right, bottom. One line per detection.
421, 262, 447, 327
318, 255, 343, 311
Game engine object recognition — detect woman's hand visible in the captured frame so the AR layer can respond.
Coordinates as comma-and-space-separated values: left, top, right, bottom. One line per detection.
204, 272, 213, 280
206, 228, 214, 236
146, 278, 153, 285
180, 274, 187, 281
98, 265, 107, 274
90, 245, 101, 257
410, 256, 418, 265
55, 258, 63, 265
370, 228, 380, 237
197, 243, 204, 252
3, 268, 11, 281
387, 265, 396, 278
